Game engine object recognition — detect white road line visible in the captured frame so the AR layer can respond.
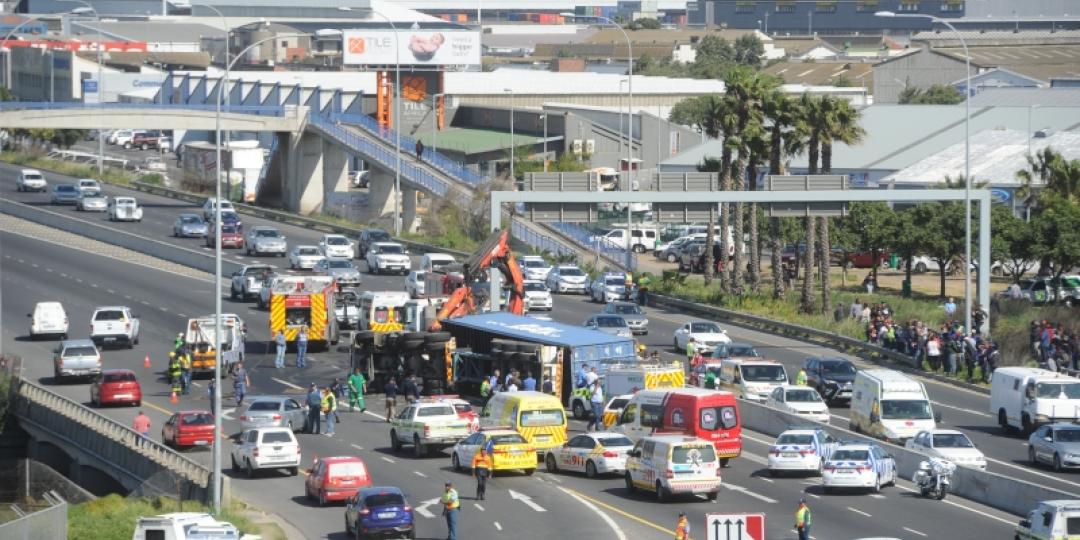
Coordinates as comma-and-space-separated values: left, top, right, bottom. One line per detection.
931, 400, 992, 418
177, 313, 187, 318
493, 522, 502, 531
474, 503, 485, 511
758, 477, 773, 483
75, 278, 83, 283
364, 410, 387, 421
60, 273, 68, 278
895, 485, 1015, 525
558, 487, 627, 540
723, 483, 778, 503
91, 283, 98, 288
106, 289, 115, 294
31, 263, 38, 268
159, 307, 168, 312
804, 492, 820, 499
984, 455, 1080, 491
414, 471, 426, 477
271, 377, 304, 390
45, 268, 53, 273
847, 506, 872, 517
548, 475, 563, 483
381, 456, 395, 463
903, 527, 928, 537
869, 494, 886, 499
351, 444, 364, 451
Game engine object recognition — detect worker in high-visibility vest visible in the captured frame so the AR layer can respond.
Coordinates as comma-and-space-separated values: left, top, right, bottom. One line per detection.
686, 337, 697, 362
796, 367, 809, 386
442, 481, 460, 540
167, 352, 182, 397
674, 512, 690, 540
471, 446, 493, 500
795, 498, 812, 540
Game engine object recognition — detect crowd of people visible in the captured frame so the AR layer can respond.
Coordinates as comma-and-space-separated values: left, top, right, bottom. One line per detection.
1030, 320, 1080, 373
841, 297, 1000, 383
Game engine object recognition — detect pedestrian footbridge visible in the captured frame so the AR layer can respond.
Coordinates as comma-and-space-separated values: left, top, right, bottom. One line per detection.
0, 102, 304, 133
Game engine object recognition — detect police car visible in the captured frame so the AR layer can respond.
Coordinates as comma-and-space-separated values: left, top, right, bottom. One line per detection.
545, 432, 635, 478
821, 442, 897, 493
767, 428, 839, 476
450, 428, 537, 475
389, 399, 471, 458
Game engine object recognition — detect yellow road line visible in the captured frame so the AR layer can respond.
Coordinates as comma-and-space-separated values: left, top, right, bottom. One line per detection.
560, 487, 673, 536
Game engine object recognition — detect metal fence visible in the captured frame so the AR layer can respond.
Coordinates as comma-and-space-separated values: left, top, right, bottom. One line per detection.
0, 492, 67, 540
0, 102, 289, 117
510, 219, 576, 259
546, 222, 637, 270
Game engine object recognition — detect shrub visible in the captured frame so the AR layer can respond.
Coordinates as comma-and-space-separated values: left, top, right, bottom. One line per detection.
68, 494, 255, 540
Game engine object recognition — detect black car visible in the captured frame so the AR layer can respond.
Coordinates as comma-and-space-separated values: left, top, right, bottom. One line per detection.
358, 228, 392, 258
802, 356, 857, 403
677, 242, 707, 273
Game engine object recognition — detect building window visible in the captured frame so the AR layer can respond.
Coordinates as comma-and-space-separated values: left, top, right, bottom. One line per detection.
815, 1, 837, 13
940, 1, 963, 12
281, 40, 289, 48
855, 0, 879, 12
735, 1, 756, 13
776, 1, 796, 13
899, 1, 920, 12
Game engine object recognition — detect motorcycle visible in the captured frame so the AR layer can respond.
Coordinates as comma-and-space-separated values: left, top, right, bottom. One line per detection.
912, 458, 955, 500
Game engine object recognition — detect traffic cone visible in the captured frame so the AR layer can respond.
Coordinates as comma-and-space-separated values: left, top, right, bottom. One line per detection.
170, 391, 178, 404
143, 355, 151, 369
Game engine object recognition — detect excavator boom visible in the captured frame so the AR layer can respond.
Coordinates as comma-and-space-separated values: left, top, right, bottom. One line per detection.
429, 229, 525, 330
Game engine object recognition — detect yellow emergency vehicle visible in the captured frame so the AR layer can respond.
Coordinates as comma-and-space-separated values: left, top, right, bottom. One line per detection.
570, 362, 684, 420
480, 391, 567, 455
450, 428, 537, 475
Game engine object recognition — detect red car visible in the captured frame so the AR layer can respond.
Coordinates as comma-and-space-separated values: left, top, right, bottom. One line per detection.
90, 369, 142, 407
438, 395, 480, 433
161, 410, 216, 449
305, 456, 372, 506
843, 251, 890, 269
206, 223, 244, 249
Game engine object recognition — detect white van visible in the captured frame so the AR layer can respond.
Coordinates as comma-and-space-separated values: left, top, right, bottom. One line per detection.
625, 435, 722, 501
589, 227, 659, 253
990, 367, 1080, 432
717, 358, 789, 402
358, 291, 411, 333
131, 512, 241, 540
849, 369, 938, 444
420, 253, 457, 273
29, 301, 68, 339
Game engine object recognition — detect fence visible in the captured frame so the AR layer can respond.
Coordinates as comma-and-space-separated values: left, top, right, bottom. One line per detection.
0, 102, 289, 117
546, 222, 637, 270
510, 218, 576, 259
0, 492, 67, 540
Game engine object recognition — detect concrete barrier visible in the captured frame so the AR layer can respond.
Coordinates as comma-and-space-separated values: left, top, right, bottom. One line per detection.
0, 197, 242, 278
738, 398, 1069, 517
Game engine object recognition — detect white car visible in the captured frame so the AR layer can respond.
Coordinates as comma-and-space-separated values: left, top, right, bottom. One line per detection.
518, 255, 552, 281
89, 306, 140, 349
589, 273, 627, 304
202, 197, 235, 220
767, 428, 839, 476
76, 178, 101, 193
545, 432, 635, 478
390, 400, 471, 457
822, 443, 896, 493
905, 429, 987, 470
109, 129, 143, 147
365, 242, 411, 275
245, 226, 288, 257
230, 427, 300, 478
766, 385, 831, 424
545, 265, 588, 294
29, 301, 68, 340
522, 280, 553, 311
289, 245, 326, 270
673, 320, 731, 354
583, 314, 632, 338
16, 168, 47, 192
405, 270, 427, 298
107, 197, 143, 222
319, 234, 354, 259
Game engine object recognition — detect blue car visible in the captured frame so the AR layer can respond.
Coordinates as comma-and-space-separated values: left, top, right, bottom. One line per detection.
345, 486, 415, 540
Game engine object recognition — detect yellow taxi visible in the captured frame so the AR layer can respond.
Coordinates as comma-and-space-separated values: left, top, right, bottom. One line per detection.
450, 428, 537, 475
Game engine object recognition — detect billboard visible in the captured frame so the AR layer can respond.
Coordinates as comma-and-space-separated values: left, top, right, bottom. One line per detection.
342, 29, 480, 67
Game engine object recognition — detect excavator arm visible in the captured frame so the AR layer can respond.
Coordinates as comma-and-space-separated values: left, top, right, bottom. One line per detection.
429, 229, 525, 330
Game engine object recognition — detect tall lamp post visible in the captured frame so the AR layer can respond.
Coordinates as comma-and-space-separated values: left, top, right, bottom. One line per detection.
194, 3, 233, 199
540, 113, 548, 172
878, 10, 973, 334
430, 92, 443, 156
364, 9, 402, 235
504, 88, 514, 183
562, 12, 633, 269
208, 33, 309, 515
60, 0, 104, 174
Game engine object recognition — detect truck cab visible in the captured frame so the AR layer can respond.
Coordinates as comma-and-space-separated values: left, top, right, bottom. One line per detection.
991, 367, 1080, 433
185, 314, 245, 375
1016, 500, 1080, 540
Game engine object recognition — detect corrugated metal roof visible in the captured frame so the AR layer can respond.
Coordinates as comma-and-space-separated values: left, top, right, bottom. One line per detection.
73, 21, 221, 43
442, 312, 634, 348
969, 87, 1080, 107
935, 45, 1080, 84
884, 129, 1080, 186
763, 61, 873, 87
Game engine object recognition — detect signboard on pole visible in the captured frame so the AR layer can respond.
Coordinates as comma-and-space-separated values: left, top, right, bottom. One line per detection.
342, 29, 481, 67
705, 513, 765, 540
82, 79, 99, 104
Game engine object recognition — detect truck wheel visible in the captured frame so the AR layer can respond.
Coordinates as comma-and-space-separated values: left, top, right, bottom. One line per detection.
624, 473, 636, 494
353, 331, 374, 346
402, 339, 424, 350
426, 341, 448, 352
452, 453, 462, 471
1022, 414, 1032, 433
998, 409, 1009, 430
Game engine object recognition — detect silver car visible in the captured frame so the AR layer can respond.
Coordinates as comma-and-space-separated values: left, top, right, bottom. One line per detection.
289, 245, 326, 270
50, 184, 81, 205
172, 213, 208, 237
1028, 423, 1080, 471
315, 257, 362, 289
589, 274, 626, 304
245, 226, 287, 257
53, 338, 102, 381
76, 188, 108, 212
583, 314, 632, 338
239, 396, 308, 432
602, 301, 648, 335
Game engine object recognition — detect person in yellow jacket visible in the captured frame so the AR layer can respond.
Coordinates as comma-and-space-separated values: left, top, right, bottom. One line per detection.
442, 481, 460, 540
471, 446, 493, 500
178, 351, 193, 395
321, 387, 337, 437
796, 367, 808, 386
674, 512, 690, 540
795, 498, 812, 540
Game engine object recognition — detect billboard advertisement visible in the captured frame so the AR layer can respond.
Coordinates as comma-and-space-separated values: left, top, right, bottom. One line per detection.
343, 29, 481, 66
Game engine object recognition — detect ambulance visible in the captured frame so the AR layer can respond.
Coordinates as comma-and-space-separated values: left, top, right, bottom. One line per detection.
569, 362, 683, 420
480, 391, 567, 456
613, 388, 742, 465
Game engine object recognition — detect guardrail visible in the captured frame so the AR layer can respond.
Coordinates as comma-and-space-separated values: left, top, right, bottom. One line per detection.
510, 218, 576, 258
739, 398, 1071, 515
0, 102, 290, 117
546, 222, 637, 271
14, 379, 212, 500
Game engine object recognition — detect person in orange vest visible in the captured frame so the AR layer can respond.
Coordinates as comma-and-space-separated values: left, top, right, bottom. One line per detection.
471, 446, 493, 500
674, 512, 691, 540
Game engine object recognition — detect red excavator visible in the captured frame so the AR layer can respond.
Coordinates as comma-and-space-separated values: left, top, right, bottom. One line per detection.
430, 229, 525, 329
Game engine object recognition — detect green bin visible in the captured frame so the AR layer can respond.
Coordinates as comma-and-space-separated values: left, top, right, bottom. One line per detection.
889, 254, 899, 269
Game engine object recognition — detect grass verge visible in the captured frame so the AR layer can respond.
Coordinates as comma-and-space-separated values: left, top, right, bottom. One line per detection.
68, 494, 286, 540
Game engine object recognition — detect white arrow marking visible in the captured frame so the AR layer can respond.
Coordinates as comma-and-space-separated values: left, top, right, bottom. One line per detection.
414, 498, 441, 519
508, 489, 547, 512
221, 407, 236, 421
272, 377, 304, 390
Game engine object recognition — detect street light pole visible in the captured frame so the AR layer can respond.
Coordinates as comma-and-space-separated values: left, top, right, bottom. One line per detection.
60, 0, 104, 174
541, 113, 548, 172
878, 10, 973, 334
504, 88, 514, 183
195, 4, 232, 200
367, 10, 401, 235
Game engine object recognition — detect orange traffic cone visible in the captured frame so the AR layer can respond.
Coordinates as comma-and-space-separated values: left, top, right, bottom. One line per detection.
143, 355, 151, 369
170, 391, 178, 404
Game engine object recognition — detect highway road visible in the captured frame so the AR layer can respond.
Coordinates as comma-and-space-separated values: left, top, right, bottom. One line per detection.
0, 162, 1035, 538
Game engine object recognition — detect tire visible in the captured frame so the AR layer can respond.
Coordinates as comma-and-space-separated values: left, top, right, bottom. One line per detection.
915, 262, 928, 273
230, 286, 238, 300
401, 339, 424, 350
524, 468, 535, 476
872, 475, 881, 493
666, 253, 677, 263
425, 332, 451, 343
546, 454, 558, 473
673, 338, 681, 353
413, 435, 425, 458
231, 454, 240, 472
289, 466, 298, 476
707, 491, 718, 501
624, 472, 636, 494
998, 409, 1009, 430
452, 453, 462, 472
572, 401, 586, 420
585, 460, 598, 479
656, 481, 668, 502
390, 430, 402, 452
246, 459, 256, 479
318, 490, 327, 507
1055, 453, 1064, 472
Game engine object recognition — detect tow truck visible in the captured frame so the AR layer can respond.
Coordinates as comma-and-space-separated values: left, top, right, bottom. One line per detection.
184, 314, 245, 376
351, 230, 526, 395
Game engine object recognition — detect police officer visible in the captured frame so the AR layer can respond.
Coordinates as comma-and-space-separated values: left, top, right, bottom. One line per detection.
441, 481, 460, 540
795, 498, 812, 540
305, 383, 322, 434
674, 512, 690, 540
471, 446, 493, 500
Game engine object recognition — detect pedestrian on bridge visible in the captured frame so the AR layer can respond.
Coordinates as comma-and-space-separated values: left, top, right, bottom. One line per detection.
133, 411, 151, 438
415, 139, 425, 162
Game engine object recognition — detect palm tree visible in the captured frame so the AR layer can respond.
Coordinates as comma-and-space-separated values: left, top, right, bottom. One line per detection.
761, 89, 803, 299
795, 94, 825, 313
818, 98, 865, 313
1017, 147, 1080, 206
746, 125, 769, 293
723, 66, 769, 295
712, 98, 739, 293
800, 215, 817, 314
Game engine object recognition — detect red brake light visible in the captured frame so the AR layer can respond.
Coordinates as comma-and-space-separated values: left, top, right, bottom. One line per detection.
665, 470, 674, 479
253, 448, 259, 457
856, 466, 870, 473
800, 448, 816, 455
424, 426, 431, 436
240, 415, 248, 421
403, 505, 412, 512
603, 451, 618, 458
769, 446, 780, 456
716, 468, 723, 477
272, 415, 281, 421
358, 508, 370, 516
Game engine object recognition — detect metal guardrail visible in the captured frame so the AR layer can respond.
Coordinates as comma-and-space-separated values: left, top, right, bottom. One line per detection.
328, 112, 484, 186
0, 102, 289, 117
547, 222, 637, 271
510, 218, 576, 258
15, 379, 210, 487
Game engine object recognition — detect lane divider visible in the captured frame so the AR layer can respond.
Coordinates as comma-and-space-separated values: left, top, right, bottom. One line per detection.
559, 486, 668, 537
557, 487, 630, 540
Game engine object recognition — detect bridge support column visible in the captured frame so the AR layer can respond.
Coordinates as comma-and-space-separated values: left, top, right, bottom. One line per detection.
402, 187, 419, 233
323, 138, 349, 195
282, 130, 325, 214
366, 169, 398, 224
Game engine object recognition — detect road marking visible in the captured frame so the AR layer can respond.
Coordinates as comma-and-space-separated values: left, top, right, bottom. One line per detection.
547, 475, 563, 483
804, 492, 820, 499
414, 471, 426, 477
159, 306, 168, 312
106, 288, 115, 294
847, 506, 872, 517
508, 489, 546, 512
758, 476, 773, 483
75, 278, 83, 283
869, 493, 885, 499
931, 400, 992, 418
46, 268, 54, 273
91, 283, 98, 288
723, 483, 777, 503
351, 444, 364, 451
271, 377, 304, 390
177, 313, 187, 318
493, 522, 502, 531
474, 503, 485, 511
903, 527, 928, 537
31, 263, 38, 268
381, 456, 395, 463
220, 407, 236, 421
558, 488, 629, 540
895, 484, 1015, 525
414, 498, 440, 519
142, 400, 174, 416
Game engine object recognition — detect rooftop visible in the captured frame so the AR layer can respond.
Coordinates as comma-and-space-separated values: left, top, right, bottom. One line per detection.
584, 28, 764, 46
968, 87, 1080, 107
412, 127, 552, 155
884, 129, 1080, 187
71, 21, 222, 43
441, 312, 634, 349
912, 29, 1080, 47
763, 61, 873, 87
936, 44, 1080, 83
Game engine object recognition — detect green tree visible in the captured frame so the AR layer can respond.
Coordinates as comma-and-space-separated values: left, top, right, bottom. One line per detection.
818, 97, 864, 312
1017, 147, 1080, 206
991, 204, 1038, 281
691, 35, 735, 79
733, 34, 764, 67
713, 98, 739, 291
761, 89, 805, 298
669, 95, 727, 139
0, 86, 14, 101
889, 208, 927, 297
844, 202, 897, 285
898, 84, 964, 105
913, 203, 968, 298
1032, 198, 1080, 301
631, 17, 662, 30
